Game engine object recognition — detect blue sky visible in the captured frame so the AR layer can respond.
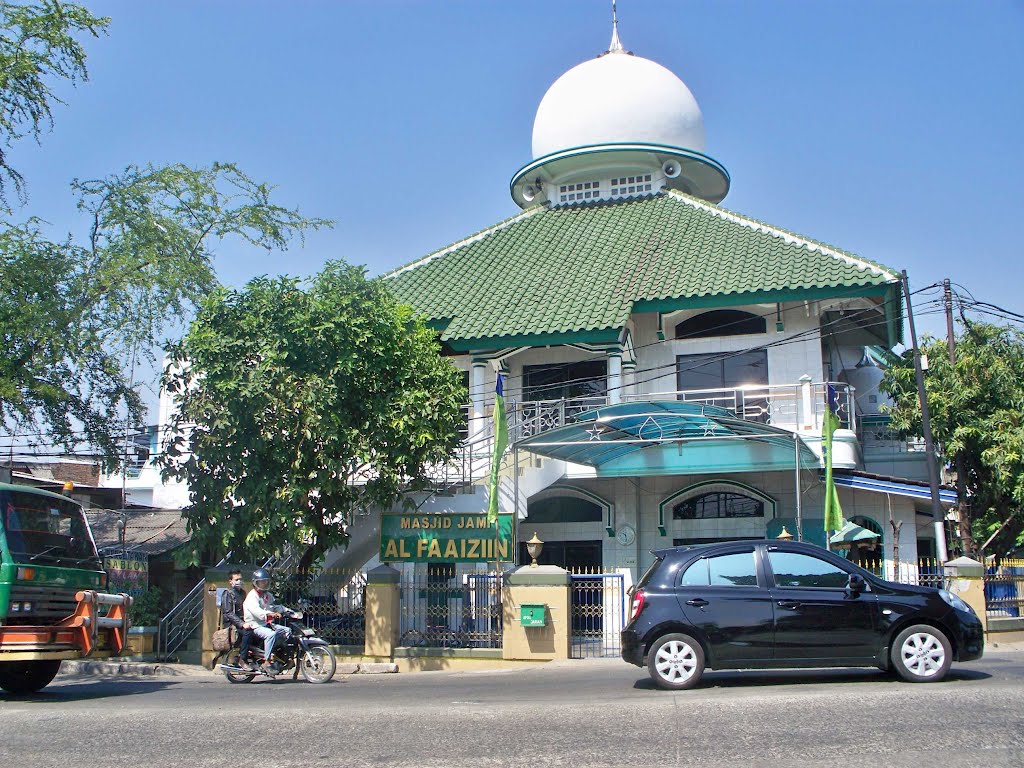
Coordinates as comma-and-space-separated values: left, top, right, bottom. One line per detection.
9, 0, 1024, 346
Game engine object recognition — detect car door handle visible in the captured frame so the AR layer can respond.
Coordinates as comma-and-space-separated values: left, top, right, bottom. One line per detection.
776, 600, 800, 610
685, 598, 709, 607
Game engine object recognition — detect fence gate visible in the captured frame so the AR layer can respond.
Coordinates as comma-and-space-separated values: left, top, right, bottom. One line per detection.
570, 571, 626, 658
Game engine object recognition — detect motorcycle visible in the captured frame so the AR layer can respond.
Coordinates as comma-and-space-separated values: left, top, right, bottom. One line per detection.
219, 610, 336, 684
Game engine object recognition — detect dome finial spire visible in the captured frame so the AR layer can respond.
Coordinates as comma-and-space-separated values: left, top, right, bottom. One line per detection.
608, 0, 624, 53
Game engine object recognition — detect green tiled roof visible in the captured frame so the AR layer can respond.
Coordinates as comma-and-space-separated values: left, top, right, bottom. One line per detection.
385, 190, 900, 350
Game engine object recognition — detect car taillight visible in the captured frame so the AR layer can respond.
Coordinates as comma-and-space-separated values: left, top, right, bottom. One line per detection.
630, 590, 646, 621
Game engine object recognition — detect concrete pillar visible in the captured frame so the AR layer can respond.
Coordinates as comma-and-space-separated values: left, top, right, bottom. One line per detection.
944, 556, 988, 633
201, 566, 235, 669
608, 352, 622, 404
364, 564, 401, 658
502, 565, 571, 660
470, 359, 487, 437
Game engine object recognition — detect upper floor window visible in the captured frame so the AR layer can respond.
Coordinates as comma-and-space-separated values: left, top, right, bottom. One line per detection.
676, 351, 768, 392
675, 310, 767, 340
523, 361, 607, 402
673, 492, 765, 520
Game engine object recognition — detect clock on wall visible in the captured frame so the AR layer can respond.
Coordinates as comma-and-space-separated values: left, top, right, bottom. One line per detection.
615, 524, 636, 547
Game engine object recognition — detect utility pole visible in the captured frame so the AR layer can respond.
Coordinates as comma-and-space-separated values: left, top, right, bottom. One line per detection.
943, 279, 973, 556
903, 271, 948, 562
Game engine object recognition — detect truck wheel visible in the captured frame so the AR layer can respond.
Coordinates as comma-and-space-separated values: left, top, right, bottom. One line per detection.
0, 660, 62, 695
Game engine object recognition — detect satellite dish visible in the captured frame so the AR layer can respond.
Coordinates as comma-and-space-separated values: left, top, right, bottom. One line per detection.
662, 161, 680, 178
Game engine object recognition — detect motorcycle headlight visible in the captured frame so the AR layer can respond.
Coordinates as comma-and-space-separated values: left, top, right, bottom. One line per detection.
939, 589, 975, 615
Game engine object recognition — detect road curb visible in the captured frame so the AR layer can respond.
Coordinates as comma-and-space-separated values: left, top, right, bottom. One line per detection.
59, 659, 399, 678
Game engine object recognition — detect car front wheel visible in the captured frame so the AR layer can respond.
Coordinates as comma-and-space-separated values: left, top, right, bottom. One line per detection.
647, 632, 705, 690
891, 624, 952, 683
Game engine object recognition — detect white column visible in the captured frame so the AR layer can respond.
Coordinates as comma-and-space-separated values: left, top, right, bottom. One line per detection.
608, 352, 623, 404
799, 374, 814, 431
471, 359, 487, 437
622, 363, 636, 401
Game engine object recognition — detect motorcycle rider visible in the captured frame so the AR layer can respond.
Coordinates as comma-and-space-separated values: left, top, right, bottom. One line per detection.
221, 570, 256, 672
243, 568, 293, 675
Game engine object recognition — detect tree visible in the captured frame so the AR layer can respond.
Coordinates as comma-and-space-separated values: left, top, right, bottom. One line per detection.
0, 162, 330, 465
1, 1, 109, 207
159, 262, 467, 570
882, 322, 1024, 557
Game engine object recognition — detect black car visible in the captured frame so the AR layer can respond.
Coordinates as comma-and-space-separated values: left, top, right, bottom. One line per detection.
621, 540, 984, 690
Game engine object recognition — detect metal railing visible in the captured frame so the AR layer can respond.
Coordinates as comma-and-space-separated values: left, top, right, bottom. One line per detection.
398, 568, 502, 649
157, 577, 206, 658
273, 568, 366, 647
859, 558, 946, 589
985, 559, 1024, 618
157, 552, 235, 658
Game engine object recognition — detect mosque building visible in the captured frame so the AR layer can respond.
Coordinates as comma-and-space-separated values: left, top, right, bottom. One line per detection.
342, 14, 954, 588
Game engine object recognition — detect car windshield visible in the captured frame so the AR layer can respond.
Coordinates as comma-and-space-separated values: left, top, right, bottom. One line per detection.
1, 489, 102, 568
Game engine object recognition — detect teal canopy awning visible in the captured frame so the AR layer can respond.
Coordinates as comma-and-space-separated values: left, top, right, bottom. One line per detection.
515, 401, 818, 478
829, 520, 881, 548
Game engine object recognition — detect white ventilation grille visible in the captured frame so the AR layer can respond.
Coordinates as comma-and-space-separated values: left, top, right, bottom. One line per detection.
558, 180, 601, 204
611, 174, 652, 198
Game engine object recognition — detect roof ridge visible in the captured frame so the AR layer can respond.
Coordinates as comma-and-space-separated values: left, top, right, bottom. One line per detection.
664, 189, 899, 281
381, 205, 546, 280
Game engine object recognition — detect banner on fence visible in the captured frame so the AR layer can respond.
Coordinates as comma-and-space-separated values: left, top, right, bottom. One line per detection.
380, 513, 513, 563
103, 555, 149, 597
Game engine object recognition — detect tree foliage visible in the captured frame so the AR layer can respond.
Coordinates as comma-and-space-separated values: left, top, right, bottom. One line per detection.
882, 322, 1024, 557
0, 0, 109, 207
159, 262, 467, 570
0, 162, 330, 464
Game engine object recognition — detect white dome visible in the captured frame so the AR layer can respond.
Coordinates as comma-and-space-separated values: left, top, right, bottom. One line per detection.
532, 51, 706, 160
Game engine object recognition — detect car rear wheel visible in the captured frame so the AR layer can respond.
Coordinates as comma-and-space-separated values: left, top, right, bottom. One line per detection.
891, 624, 952, 683
647, 633, 705, 690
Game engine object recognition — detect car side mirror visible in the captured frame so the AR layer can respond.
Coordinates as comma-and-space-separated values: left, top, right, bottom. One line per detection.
847, 573, 867, 594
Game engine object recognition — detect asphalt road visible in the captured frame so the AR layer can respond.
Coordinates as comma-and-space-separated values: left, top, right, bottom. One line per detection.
3, 653, 1023, 768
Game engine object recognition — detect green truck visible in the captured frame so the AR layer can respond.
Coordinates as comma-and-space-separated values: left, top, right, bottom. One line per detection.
0, 482, 132, 694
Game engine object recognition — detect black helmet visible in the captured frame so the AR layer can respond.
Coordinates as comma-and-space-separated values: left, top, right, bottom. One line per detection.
252, 568, 271, 591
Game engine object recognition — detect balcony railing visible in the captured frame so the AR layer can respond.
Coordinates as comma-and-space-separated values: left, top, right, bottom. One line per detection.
507, 381, 855, 440
425, 382, 862, 491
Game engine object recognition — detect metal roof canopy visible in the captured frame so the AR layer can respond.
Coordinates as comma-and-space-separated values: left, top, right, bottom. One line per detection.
515, 401, 818, 478
832, 471, 958, 506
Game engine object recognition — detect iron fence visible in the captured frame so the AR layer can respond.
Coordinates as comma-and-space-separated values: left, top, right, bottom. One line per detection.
273, 568, 366, 647
984, 559, 1024, 619
398, 567, 502, 649
859, 558, 946, 589
570, 569, 626, 659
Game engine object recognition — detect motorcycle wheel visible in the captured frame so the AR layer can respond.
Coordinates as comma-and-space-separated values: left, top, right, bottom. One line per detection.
223, 649, 256, 684
300, 645, 336, 684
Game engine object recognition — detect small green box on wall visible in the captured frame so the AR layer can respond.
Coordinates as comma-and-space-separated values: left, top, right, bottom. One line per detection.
520, 604, 547, 627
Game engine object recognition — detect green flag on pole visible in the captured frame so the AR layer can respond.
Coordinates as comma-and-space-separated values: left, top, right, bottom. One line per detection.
486, 372, 508, 526
823, 383, 845, 536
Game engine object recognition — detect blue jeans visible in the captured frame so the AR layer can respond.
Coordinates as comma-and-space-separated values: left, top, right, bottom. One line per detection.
252, 624, 291, 661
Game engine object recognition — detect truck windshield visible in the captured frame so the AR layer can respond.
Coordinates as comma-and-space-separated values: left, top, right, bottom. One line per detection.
1, 489, 102, 569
